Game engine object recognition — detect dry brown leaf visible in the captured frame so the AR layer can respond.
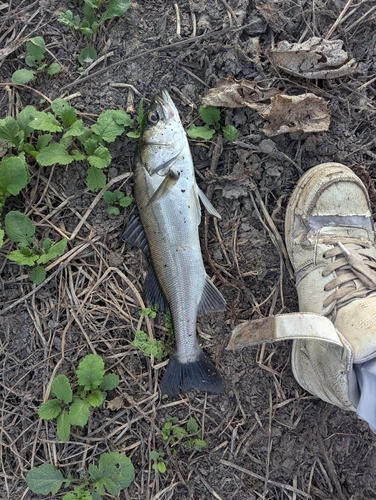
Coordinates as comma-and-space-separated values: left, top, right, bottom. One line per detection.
269, 37, 357, 79
261, 93, 330, 136
202, 77, 281, 110
256, 3, 289, 33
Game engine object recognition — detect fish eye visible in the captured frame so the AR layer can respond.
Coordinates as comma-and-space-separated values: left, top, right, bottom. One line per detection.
147, 111, 159, 125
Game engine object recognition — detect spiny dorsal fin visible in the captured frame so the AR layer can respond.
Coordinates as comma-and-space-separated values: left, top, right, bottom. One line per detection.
197, 276, 226, 316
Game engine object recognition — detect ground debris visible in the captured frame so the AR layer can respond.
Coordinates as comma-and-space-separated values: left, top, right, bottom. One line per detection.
269, 37, 357, 79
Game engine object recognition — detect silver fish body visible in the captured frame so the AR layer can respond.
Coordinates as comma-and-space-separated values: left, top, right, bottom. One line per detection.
124, 90, 226, 396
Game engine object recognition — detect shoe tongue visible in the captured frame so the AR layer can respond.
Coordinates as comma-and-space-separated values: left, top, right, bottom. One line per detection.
334, 295, 376, 362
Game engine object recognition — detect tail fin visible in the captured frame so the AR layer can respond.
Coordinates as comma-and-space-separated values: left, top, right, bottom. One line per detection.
160, 350, 224, 397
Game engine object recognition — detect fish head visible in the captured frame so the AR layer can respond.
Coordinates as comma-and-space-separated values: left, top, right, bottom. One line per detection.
137, 90, 186, 176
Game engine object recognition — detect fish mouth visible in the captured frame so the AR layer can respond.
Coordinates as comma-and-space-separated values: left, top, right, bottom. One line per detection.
153, 89, 177, 121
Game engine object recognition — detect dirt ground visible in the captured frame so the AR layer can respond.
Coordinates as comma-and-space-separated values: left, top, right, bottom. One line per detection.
1, 0, 376, 499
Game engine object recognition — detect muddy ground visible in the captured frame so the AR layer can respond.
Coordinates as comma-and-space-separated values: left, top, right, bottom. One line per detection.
1, 0, 376, 499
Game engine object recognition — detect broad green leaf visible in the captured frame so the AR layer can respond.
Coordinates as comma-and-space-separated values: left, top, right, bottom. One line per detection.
47, 62, 61, 75
187, 124, 215, 141
57, 409, 71, 442
43, 238, 52, 252
37, 237, 68, 264
83, 138, 99, 155
31, 112, 63, 133
100, 0, 130, 23
186, 417, 199, 434
26, 463, 64, 495
36, 134, 52, 151
150, 450, 160, 461
7, 249, 39, 266
25, 55, 37, 67
61, 107, 77, 127
78, 46, 97, 65
76, 354, 105, 390
119, 196, 132, 207
103, 191, 116, 204
89, 452, 135, 495
51, 98, 71, 118
172, 426, 187, 440
26, 36, 46, 62
126, 130, 140, 138
63, 120, 86, 138
86, 390, 105, 407
31, 265, 47, 284
0, 117, 20, 147
37, 143, 76, 166
0, 229, 4, 247
190, 438, 207, 451
38, 399, 62, 420
87, 146, 111, 169
58, 10, 81, 29
70, 149, 86, 161
0, 155, 29, 199
100, 373, 120, 391
87, 166, 106, 192
199, 105, 220, 126
12, 69, 35, 84
222, 124, 239, 142
107, 206, 120, 216
68, 398, 90, 427
17, 105, 38, 138
107, 109, 134, 127
51, 374, 73, 404
157, 461, 166, 473
5, 211, 35, 244
91, 110, 130, 143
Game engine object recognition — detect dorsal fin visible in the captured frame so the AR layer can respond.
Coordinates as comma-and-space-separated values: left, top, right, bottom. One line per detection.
197, 276, 226, 316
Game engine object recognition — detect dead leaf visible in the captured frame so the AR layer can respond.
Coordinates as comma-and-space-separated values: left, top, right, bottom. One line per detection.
202, 77, 281, 111
256, 4, 289, 33
269, 37, 357, 79
107, 396, 124, 411
261, 93, 330, 136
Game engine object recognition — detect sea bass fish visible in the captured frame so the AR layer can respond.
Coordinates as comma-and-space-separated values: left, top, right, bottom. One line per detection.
123, 89, 226, 397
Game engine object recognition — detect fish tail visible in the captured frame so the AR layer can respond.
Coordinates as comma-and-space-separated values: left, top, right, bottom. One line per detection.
160, 350, 224, 397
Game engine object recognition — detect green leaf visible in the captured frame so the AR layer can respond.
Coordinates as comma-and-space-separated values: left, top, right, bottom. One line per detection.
63, 120, 86, 138
68, 398, 91, 426
31, 265, 47, 284
51, 98, 71, 118
103, 191, 116, 204
186, 417, 199, 434
172, 426, 187, 440
83, 138, 98, 155
199, 105, 220, 126
91, 110, 130, 143
89, 452, 135, 495
0, 155, 29, 199
58, 10, 81, 29
37, 143, 76, 166
0, 116, 20, 147
37, 237, 68, 264
0, 230, 4, 247
190, 438, 207, 451
119, 196, 132, 207
5, 211, 35, 244
100, 373, 120, 391
26, 463, 64, 495
26, 36, 46, 62
51, 374, 73, 404
222, 124, 239, 142
12, 69, 35, 84
43, 238, 52, 252
47, 62, 61, 75
70, 149, 86, 161
31, 112, 63, 133
78, 46, 97, 65
87, 166, 106, 192
25, 55, 37, 67
87, 390, 105, 407
187, 124, 215, 140
150, 450, 160, 461
36, 134, 52, 151
126, 130, 140, 138
7, 249, 39, 266
61, 107, 77, 127
17, 105, 39, 138
38, 399, 62, 420
76, 354, 105, 390
107, 206, 120, 215
157, 461, 166, 473
57, 409, 71, 442
100, 0, 131, 23
87, 146, 111, 169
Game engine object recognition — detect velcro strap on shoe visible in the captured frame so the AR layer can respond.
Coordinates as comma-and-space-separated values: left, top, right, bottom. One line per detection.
228, 313, 351, 353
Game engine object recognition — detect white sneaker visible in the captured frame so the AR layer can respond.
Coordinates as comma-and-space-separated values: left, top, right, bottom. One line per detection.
285, 163, 376, 429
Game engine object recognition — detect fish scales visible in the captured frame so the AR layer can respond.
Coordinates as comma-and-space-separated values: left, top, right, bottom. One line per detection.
123, 89, 226, 396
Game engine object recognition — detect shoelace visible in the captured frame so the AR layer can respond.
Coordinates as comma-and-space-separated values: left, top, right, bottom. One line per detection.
322, 240, 376, 310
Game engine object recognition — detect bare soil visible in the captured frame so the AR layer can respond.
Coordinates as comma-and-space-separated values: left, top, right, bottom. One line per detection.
1, 1, 376, 499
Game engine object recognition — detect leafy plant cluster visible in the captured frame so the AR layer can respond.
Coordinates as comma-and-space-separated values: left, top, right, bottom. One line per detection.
131, 306, 171, 362
38, 354, 120, 442
187, 105, 239, 142
12, 36, 61, 84
58, 0, 131, 65
27, 354, 134, 499
161, 416, 208, 451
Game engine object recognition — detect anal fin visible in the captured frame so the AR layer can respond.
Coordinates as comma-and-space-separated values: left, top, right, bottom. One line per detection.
197, 276, 226, 316
122, 205, 149, 254
144, 265, 169, 313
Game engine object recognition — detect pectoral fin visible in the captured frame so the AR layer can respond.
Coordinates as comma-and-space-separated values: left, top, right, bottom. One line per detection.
197, 276, 226, 316
197, 186, 221, 219
146, 168, 180, 207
